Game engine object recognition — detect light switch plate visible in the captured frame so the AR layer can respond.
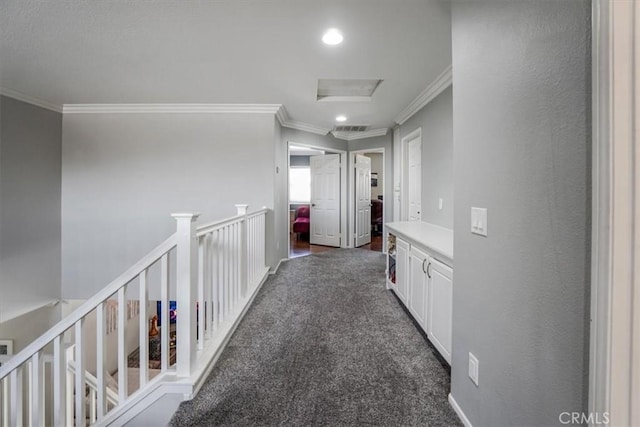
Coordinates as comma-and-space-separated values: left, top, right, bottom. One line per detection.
469, 352, 479, 386
439, 198, 443, 210
471, 207, 488, 236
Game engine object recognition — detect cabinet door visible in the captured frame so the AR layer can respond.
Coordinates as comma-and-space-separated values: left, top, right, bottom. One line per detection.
427, 258, 453, 364
395, 238, 410, 304
409, 246, 429, 329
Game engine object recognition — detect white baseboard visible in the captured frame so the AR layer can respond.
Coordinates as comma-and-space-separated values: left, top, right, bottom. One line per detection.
449, 393, 473, 427
270, 258, 288, 275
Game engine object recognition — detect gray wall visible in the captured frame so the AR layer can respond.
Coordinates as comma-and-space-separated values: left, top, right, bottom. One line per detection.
0, 95, 62, 321
450, 1, 591, 425
282, 128, 347, 153
272, 119, 288, 266
399, 86, 453, 229
289, 155, 310, 167
62, 112, 277, 299
364, 153, 383, 200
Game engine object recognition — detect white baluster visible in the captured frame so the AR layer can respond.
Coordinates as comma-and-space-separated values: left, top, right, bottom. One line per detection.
226, 226, 231, 316
222, 226, 228, 320
232, 223, 237, 306
66, 350, 73, 427
117, 287, 128, 403
197, 236, 205, 350
9, 366, 22, 426
2, 376, 9, 427
171, 213, 200, 378
139, 270, 149, 388
89, 388, 96, 423
96, 301, 107, 419
29, 351, 44, 427
53, 335, 67, 426
75, 320, 86, 426
205, 233, 213, 339
160, 253, 170, 372
215, 229, 222, 329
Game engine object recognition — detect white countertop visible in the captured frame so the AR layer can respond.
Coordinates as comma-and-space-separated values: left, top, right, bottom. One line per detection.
386, 221, 454, 266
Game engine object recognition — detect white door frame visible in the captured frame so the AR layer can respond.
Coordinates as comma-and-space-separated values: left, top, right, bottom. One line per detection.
348, 148, 385, 250
400, 128, 422, 221
286, 141, 348, 255
589, 1, 639, 425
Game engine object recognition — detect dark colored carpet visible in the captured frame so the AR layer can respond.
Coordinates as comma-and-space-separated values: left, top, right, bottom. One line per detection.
170, 249, 461, 426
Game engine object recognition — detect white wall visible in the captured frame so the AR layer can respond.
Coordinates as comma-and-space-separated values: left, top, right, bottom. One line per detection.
0, 96, 62, 322
450, 1, 591, 425
62, 112, 277, 299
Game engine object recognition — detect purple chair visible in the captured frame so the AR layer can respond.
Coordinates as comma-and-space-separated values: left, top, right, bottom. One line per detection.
292, 205, 310, 238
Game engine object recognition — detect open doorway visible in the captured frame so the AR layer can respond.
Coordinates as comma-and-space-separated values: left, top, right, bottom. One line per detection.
349, 148, 385, 252
287, 143, 347, 258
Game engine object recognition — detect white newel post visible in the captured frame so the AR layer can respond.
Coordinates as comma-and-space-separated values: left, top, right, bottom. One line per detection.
172, 213, 200, 377
235, 205, 249, 298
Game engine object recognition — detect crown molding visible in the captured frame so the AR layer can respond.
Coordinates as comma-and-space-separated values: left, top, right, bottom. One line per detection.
394, 64, 452, 125
332, 128, 389, 141
0, 87, 63, 113
63, 103, 282, 114
275, 105, 331, 136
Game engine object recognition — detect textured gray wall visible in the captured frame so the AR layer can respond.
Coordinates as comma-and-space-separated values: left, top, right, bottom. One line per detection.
450, 1, 591, 425
0, 95, 62, 321
61, 113, 277, 299
272, 119, 288, 266
399, 86, 453, 229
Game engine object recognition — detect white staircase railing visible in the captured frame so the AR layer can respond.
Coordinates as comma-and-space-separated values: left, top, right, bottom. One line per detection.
0, 205, 269, 426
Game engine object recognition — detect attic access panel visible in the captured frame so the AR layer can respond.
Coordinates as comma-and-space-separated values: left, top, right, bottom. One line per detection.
317, 79, 383, 102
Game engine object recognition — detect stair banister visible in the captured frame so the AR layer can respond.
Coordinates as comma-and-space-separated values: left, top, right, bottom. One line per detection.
0, 205, 270, 425
0, 233, 178, 378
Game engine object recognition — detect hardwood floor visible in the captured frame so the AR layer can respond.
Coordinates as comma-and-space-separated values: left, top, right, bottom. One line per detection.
289, 231, 382, 258
289, 233, 335, 258
361, 234, 383, 252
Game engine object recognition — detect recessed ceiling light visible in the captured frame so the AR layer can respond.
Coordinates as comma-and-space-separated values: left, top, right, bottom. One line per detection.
322, 28, 343, 45
336, 115, 347, 122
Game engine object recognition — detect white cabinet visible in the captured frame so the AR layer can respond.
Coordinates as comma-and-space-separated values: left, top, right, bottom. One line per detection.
386, 223, 453, 365
395, 238, 410, 304
409, 246, 429, 329
427, 258, 453, 364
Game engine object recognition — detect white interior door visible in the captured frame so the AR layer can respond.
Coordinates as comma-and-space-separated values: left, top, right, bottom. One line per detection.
355, 154, 372, 247
310, 154, 341, 247
407, 138, 422, 221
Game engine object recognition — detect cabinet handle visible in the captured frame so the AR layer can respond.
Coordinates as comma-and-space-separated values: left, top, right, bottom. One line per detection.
426, 262, 432, 279
422, 258, 427, 274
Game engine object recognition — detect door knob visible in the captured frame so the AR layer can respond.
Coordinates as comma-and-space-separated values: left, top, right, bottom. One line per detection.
312, 204, 316, 207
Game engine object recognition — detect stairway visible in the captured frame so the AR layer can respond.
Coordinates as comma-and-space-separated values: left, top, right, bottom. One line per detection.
0, 205, 270, 426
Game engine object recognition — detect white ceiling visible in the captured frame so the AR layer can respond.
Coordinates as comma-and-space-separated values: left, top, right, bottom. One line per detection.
0, 0, 452, 131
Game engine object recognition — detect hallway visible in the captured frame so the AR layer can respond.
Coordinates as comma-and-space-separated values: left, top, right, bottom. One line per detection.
170, 249, 459, 426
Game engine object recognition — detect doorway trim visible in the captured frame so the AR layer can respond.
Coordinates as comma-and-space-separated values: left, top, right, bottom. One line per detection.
589, 0, 639, 425
348, 148, 386, 250
400, 127, 422, 221
286, 141, 348, 256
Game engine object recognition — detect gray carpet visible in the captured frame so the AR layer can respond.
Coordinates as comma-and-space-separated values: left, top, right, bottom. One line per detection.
170, 249, 461, 426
